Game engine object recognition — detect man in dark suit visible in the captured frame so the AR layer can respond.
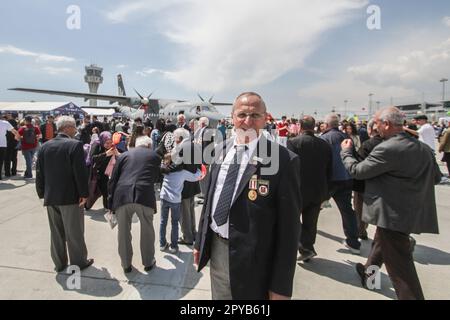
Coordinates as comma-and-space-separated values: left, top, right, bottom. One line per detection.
36, 116, 94, 273
194, 117, 214, 201
108, 136, 161, 274
341, 107, 442, 300
177, 114, 191, 131
194, 92, 302, 300
287, 116, 332, 262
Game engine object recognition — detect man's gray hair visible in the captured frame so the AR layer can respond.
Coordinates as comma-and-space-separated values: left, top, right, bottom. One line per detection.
135, 136, 152, 148
177, 114, 185, 121
233, 92, 267, 113
174, 128, 190, 142
56, 116, 76, 132
325, 114, 340, 128
377, 107, 405, 127
199, 117, 209, 127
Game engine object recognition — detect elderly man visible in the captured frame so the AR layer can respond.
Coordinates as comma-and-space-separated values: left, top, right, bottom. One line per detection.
194, 117, 213, 200
341, 107, 441, 300
36, 116, 94, 272
177, 114, 190, 131
287, 116, 332, 262
194, 92, 302, 300
108, 136, 160, 273
321, 114, 361, 253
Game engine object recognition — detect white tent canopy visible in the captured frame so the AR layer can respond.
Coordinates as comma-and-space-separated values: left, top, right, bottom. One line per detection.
81, 108, 117, 116
0, 101, 87, 118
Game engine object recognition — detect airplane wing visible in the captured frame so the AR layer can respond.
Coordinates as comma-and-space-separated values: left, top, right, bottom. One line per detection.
9, 88, 133, 105
211, 102, 233, 106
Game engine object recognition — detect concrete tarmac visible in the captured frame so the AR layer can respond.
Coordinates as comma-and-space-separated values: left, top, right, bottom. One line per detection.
0, 158, 449, 300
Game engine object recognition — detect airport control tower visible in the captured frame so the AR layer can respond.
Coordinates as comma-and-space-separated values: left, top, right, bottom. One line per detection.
84, 64, 103, 107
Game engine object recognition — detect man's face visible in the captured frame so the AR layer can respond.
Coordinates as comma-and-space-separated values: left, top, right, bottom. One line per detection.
417, 119, 426, 126
48, 117, 54, 123
374, 115, 389, 138
232, 95, 266, 142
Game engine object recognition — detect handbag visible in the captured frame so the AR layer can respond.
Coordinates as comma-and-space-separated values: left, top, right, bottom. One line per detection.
85, 164, 102, 210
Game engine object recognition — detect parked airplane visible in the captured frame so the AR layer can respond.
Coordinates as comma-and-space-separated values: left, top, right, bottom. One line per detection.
9, 74, 231, 124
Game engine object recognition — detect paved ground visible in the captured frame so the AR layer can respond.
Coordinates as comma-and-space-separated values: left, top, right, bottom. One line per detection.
0, 158, 449, 300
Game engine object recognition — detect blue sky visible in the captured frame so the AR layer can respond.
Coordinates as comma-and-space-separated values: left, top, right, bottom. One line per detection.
1, 0, 449, 118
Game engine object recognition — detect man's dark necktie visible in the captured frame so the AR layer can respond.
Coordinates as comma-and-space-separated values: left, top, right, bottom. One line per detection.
213, 146, 246, 226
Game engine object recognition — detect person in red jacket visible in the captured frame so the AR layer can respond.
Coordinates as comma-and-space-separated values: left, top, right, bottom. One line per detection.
18, 116, 41, 179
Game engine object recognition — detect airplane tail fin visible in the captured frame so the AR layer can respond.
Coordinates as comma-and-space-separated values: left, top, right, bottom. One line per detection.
117, 74, 126, 96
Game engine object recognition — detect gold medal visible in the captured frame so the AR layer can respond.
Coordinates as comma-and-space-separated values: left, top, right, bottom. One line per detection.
248, 190, 258, 201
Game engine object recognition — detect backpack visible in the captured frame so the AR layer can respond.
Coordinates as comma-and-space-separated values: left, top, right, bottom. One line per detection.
23, 127, 36, 145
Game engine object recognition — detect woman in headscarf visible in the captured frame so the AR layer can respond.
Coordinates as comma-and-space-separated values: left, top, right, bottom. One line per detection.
90, 131, 119, 210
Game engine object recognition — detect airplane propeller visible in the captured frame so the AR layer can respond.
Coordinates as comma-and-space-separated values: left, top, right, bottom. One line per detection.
134, 88, 154, 111
197, 93, 216, 104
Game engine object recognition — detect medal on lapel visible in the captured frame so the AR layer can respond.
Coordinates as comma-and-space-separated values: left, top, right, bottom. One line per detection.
248, 175, 258, 201
257, 180, 270, 197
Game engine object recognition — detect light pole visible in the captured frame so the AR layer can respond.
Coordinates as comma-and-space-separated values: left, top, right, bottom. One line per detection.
368, 93, 374, 120
440, 78, 448, 102
344, 100, 348, 118
376, 101, 381, 111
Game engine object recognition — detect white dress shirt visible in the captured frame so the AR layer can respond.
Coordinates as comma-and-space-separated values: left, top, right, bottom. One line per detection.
210, 135, 260, 239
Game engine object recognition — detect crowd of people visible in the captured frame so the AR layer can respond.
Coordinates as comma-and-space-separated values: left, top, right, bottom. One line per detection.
0, 95, 449, 300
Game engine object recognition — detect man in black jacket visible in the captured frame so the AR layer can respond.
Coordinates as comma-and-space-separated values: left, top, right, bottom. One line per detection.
287, 116, 332, 262
194, 92, 301, 300
108, 136, 161, 274
36, 116, 93, 273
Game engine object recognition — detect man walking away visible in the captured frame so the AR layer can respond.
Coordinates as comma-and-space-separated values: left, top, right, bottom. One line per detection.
36, 116, 94, 272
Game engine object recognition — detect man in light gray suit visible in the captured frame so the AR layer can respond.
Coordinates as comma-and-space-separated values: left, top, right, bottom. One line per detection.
340, 107, 442, 300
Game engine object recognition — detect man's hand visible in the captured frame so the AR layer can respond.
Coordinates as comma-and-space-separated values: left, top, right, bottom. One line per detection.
268, 291, 290, 300
193, 249, 200, 266
341, 139, 353, 151
79, 197, 87, 208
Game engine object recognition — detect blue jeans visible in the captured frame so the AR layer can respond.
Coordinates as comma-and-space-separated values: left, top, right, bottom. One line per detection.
22, 148, 36, 178
329, 180, 361, 249
160, 199, 181, 249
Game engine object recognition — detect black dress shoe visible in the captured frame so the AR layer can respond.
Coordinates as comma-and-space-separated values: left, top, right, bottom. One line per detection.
123, 266, 132, 274
54, 265, 68, 273
80, 258, 94, 270
356, 263, 368, 288
144, 260, 156, 272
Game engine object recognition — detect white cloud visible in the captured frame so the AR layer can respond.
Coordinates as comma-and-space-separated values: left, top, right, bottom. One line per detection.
299, 36, 450, 112
105, 0, 182, 23
0, 45, 75, 63
107, 0, 367, 91
347, 38, 450, 88
116, 64, 128, 69
443, 17, 450, 27
42, 67, 73, 75
136, 67, 171, 77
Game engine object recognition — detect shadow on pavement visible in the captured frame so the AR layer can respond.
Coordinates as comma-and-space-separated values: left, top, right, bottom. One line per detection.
85, 209, 108, 223
298, 257, 397, 300
124, 251, 203, 300
413, 244, 450, 265
0, 182, 28, 191
55, 266, 123, 298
